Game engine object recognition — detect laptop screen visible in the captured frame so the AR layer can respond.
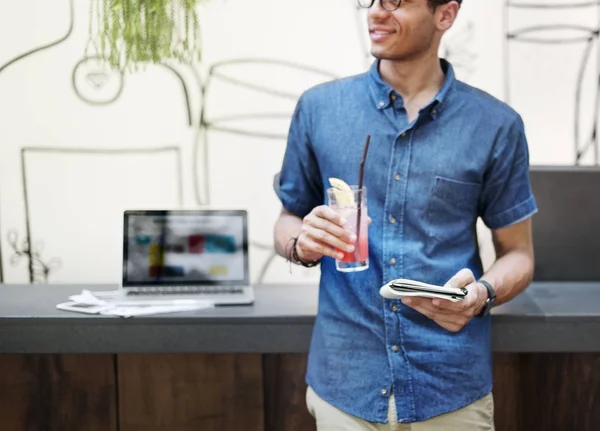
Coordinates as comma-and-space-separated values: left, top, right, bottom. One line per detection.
122, 210, 249, 286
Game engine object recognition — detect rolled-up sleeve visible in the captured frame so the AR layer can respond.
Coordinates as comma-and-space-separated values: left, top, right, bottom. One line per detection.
480, 114, 538, 230
274, 94, 323, 219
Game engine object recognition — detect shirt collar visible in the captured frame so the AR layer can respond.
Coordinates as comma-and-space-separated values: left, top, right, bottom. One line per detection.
368, 58, 456, 115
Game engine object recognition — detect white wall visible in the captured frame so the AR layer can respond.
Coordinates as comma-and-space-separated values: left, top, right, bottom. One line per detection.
0, 0, 597, 284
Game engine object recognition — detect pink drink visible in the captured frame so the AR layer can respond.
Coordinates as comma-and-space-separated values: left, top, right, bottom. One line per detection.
327, 185, 369, 272
339, 210, 369, 264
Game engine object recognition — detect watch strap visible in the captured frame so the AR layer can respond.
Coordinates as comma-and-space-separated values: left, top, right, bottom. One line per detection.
477, 279, 496, 317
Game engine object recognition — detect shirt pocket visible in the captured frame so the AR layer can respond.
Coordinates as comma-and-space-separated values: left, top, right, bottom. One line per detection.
426, 176, 481, 251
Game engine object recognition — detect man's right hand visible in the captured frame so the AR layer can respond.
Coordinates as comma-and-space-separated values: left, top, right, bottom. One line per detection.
295, 205, 358, 262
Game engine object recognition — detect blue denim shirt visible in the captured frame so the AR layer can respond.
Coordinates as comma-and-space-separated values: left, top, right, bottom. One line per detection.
275, 59, 537, 423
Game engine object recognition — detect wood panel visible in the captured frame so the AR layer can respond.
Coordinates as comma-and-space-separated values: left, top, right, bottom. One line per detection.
492, 353, 524, 431
0, 352, 598, 430
263, 353, 600, 431
520, 353, 600, 431
0, 354, 117, 431
263, 353, 315, 431
117, 353, 264, 431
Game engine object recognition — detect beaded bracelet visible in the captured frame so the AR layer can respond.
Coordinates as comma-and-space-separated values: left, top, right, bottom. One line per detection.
289, 237, 320, 268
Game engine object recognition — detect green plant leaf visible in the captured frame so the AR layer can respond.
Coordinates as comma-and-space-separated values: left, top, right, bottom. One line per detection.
86, 0, 204, 72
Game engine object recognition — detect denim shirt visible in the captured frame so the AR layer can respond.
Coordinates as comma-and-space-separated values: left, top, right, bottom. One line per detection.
275, 59, 537, 423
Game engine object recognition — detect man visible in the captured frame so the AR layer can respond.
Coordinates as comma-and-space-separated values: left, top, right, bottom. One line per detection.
273, 0, 536, 429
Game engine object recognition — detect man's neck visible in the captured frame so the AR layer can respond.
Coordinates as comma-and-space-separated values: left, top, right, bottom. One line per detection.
378, 51, 445, 105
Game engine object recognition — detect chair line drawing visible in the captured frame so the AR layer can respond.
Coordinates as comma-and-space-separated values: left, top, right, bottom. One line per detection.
0, 0, 75, 282
504, 0, 600, 165
14, 146, 183, 283
196, 58, 340, 282
507, 1, 600, 9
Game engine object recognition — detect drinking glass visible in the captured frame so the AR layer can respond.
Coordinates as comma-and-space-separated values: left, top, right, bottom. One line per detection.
327, 186, 369, 272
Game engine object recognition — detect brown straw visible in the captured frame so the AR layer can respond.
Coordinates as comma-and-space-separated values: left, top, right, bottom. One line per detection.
355, 135, 371, 261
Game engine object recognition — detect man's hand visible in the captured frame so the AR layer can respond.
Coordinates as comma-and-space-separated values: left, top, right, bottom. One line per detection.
401, 268, 488, 333
295, 206, 357, 262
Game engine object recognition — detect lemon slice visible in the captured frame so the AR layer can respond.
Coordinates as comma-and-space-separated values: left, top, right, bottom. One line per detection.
328, 177, 355, 206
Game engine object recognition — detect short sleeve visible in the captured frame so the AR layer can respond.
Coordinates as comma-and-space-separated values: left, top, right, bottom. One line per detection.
274, 94, 323, 218
480, 114, 538, 230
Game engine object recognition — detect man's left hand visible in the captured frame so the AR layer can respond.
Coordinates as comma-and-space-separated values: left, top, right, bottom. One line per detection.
401, 268, 488, 333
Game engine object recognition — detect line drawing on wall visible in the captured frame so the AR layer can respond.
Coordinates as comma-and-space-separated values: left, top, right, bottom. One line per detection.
7, 229, 62, 284
0, 0, 75, 283
197, 58, 339, 203
71, 56, 124, 105
16, 146, 183, 283
504, 0, 600, 165
0, 0, 74, 76
71, 58, 194, 125
439, 20, 477, 81
197, 58, 339, 282
0, 0, 196, 283
0, 0, 346, 284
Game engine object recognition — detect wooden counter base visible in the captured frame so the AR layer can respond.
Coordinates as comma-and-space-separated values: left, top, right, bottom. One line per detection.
1, 353, 598, 431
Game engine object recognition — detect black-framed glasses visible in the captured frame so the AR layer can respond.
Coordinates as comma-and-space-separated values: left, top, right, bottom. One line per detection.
357, 0, 403, 12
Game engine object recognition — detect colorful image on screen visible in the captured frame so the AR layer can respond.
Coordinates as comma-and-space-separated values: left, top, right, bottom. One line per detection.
124, 213, 246, 284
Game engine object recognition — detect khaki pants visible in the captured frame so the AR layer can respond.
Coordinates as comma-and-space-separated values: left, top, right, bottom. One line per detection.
306, 386, 494, 431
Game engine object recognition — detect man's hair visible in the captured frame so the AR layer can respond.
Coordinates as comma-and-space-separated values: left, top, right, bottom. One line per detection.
429, 0, 462, 8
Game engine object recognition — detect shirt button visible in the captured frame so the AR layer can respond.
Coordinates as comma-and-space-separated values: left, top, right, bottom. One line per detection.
395, 174, 401, 181
389, 257, 397, 265
381, 388, 388, 395
401, 132, 406, 138
390, 216, 396, 224
378, 101, 385, 108
392, 345, 400, 352
391, 304, 398, 312
432, 109, 438, 115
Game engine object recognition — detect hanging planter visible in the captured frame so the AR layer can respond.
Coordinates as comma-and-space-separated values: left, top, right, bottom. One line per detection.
86, 0, 207, 72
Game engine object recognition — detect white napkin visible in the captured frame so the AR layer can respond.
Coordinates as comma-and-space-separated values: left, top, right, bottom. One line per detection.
68, 289, 108, 305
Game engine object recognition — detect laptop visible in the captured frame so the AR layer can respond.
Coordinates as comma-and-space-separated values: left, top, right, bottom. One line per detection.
117, 209, 255, 305
529, 165, 600, 281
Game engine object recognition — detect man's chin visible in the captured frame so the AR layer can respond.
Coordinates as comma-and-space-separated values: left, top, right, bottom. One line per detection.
370, 49, 397, 61
370, 47, 420, 63
370, 48, 385, 59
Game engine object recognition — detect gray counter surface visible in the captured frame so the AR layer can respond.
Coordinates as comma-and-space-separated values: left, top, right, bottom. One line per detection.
0, 282, 598, 353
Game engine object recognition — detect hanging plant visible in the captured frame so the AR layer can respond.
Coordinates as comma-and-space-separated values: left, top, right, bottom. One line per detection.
86, 0, 207, 72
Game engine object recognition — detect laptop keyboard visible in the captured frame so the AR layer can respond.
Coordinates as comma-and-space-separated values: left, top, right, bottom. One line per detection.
126, 286, 245, 296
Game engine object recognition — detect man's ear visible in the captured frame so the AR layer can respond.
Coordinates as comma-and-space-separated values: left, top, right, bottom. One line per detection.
436, 2, 460, 32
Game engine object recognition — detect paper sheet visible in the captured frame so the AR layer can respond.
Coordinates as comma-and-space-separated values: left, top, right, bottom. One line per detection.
64, 290, 214, 317
99, 303, 213, 318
